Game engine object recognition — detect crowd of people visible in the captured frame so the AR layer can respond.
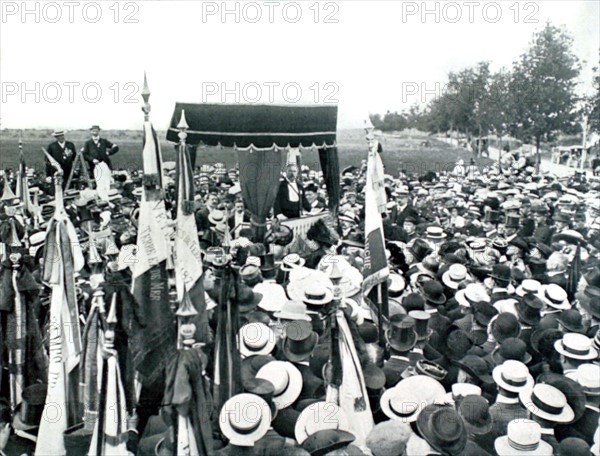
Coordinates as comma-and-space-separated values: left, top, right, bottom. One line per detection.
0, 128, 599, 456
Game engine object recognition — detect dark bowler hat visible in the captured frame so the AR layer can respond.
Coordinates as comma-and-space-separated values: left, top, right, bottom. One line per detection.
385, 315, 417, 352
584, 266, 600, 288
445, 329, 473, 361
241, 354, 276, 383
490, 264, 512, 283
558, 309, 588, 334
236, 284, 263, 313
301, 429, 355, 456
420, 280, 446, 306
581, 286, 600, 319
402, 293, 425, 312
472, 302, 499, 327
456, 355, 493, 384
491, 313, 521, 343
243, 377, 278, 420
527, 257, 547, 278
416, 404, 467, 456
457, 395, 493, 436
491, 337, 532, 365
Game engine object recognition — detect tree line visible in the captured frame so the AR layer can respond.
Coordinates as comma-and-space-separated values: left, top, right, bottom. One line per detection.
370, 22, 600, 170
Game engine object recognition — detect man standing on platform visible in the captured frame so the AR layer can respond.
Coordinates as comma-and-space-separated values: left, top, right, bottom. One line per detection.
45, 130, 76, 185
82, 125, 119, 175
274, 163, 310, 220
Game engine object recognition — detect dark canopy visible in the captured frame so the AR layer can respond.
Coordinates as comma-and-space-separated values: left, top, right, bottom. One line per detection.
166, 103, 337, 149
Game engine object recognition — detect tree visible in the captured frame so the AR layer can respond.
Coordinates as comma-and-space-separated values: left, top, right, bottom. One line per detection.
488, 68, 517, 156
583, 50, 600, 135
510, 22, 581, 172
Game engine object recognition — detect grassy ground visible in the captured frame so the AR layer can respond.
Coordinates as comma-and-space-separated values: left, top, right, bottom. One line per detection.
0, 129, 492, 177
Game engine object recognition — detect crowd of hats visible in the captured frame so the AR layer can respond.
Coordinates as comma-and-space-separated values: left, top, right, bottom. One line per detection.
1, 151, 600, 456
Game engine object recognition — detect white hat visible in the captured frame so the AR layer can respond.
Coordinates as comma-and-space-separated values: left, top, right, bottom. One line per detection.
380, 376, 445, 422
256, 361, 302, 410
455, 283, 490, 308
516, 279, 541, 297
219, 393, 271, 447
492, 360, 534, 393
519, 384, 575, 423
495, 420, 553, 455
566, 363, 600, 396
273, 301, 311, 322
254, 281, 288, 313
441, 264, 469, 290
239, 323, 276, 358
443, 383, 482, 405
294, 402, 350, 444
554, 333, 599, 361
539, 284, 570, 310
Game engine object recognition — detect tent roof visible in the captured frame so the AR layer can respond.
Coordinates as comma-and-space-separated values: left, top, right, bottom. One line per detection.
166, 103, 337, 150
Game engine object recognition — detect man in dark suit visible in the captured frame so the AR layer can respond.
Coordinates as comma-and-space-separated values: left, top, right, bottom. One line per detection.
228, 199, 251, 238
273, 164, 310, 219
304, 183, 326, 213
45, 130, 76, 185
82, 125, 119, 174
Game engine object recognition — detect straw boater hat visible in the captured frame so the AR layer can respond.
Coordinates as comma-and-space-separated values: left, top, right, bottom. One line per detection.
455, 283, 490, 308
239, 323, 276, 358
300, 282, 334, 307
443, 383, 482, 405
554, 333, 599, 361
256, 361, 302, 410
441, 264, 469, 290
380, 375, 446, 422
280, 253, 305, 271
273, 301, 312, 322
219, 393, 272, 447
566, 363, 600, 397
516, 279, 542, 297
494, 420, 553, 456
294, 402, 350, 444
492, 360, 534, 393
539, 284, 570, 310
519, 384, 575, 423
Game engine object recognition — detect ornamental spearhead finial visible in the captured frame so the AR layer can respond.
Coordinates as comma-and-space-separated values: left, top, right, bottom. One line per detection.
178, 109, 189, 142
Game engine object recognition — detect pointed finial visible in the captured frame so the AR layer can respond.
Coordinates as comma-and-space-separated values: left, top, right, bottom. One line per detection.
141, 72, 151, 119
176, 289, 199, 319
106, 293, 118, 325
18, 132, 22, 153
93, 288, 106, 314
328, 260, 343, 284
178, 109, 189, 142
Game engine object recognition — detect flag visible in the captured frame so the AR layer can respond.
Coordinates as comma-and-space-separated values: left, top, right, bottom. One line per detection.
366, 142, 387, 214
362, 149, 389, 295
1, 178, 16, 201
36, 193, 84, 455
16, 150, 34, 216
130, 119, 176, 384
329, 311, 373, 447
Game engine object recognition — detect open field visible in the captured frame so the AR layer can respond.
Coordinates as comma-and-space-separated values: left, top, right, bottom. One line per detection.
0, 129, 493, 177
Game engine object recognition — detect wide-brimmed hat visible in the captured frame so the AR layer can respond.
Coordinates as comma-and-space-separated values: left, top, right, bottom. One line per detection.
441, 264, 469, 290
419, 280, 446, 306
416, 404, 467, 456
558, 309, 588, 334
456, 395, 493, 435
301, 429, 356, 456
52, 130, 65, 136
236, 284, 263, 313
581, 286, 600, 319
495, 420, 553, 455
536, 372, 587, 423
425, 226, 446, 240
516, 279, 542, 297
456, 355, 494, 384
239, 322, 276, 358
455, 283, 490, 308
273, 300, 312, 322
491, 337, 532, 365
280, 254, 305, 271
239, 264, 261, 282
519, 384, 575, 423
492, 360, 534, 393
385, 315, 417, 352
294, 402, 350, 444
208, 209, 226, 225
241, 354, 276, 383
282, 320, 318, 363
554, 333, 598, 361
256, 361, 302, 410
300, 282, 334, 306
540, 284, 570, 310
443, 383, 482, 405
552, 229, 587, 246
219, 393, 272, 446
566, 363, 600, 397
380, 375, 446, 422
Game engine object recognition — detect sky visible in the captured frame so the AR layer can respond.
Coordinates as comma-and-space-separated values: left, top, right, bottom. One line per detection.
0, 0, 598, 131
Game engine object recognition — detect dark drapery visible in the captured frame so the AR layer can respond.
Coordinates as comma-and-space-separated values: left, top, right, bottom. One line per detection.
319, 146, 341, 216
166, 104, 337, 148
238, 148, 282, 241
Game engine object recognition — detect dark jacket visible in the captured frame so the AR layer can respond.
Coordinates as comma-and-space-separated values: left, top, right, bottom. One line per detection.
82, 137, 119, 173
45, 140, 76, 177
273, 179, 310, 219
